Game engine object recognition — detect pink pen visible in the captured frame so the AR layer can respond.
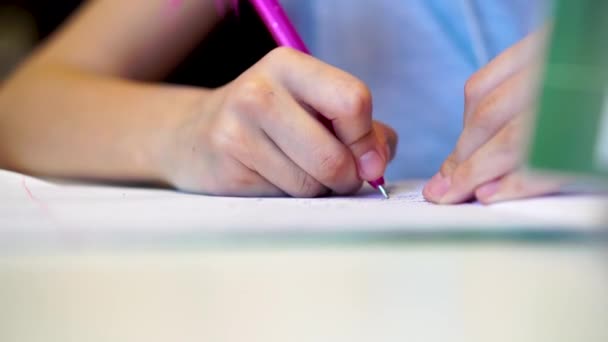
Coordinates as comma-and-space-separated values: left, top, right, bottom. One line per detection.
248, 0, 389, 199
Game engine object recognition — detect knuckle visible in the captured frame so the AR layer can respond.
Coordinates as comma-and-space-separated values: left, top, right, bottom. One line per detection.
262, 46, 299, 68
206, 160, 261, 196
230, 78, 276, 118
292, 172, 324, 197
464, 74, 483, 104
196, 161, 234, 196
315, 148, 350, 182
209, 120, 246, 157
468, 98, 497, 130
439, 156, 457, 176
342, 80, 372, 119
500, 126, 518, 147
497, 124, 523, 156
208, 127, 232, 151
225, 170, 258, 193
452, 160, 476, 186
508, 174, 525, 194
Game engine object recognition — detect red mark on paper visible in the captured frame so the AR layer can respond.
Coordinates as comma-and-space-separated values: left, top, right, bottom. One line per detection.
22, 176, 50, 213
21, 176, 82, 246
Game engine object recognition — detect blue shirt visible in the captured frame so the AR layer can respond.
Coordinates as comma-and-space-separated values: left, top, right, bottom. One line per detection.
281, 0, 546, 179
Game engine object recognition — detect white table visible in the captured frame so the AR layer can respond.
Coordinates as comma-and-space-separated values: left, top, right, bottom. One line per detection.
1, 240, 607, 342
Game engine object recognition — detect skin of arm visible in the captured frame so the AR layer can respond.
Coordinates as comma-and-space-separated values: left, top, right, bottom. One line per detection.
0, 0, 396, 196
0, 0, 220, 183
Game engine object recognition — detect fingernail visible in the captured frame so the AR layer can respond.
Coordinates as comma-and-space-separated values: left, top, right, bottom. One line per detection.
476, 181, 500, 201
425, 172, 451, 201
358, 150, 384, 180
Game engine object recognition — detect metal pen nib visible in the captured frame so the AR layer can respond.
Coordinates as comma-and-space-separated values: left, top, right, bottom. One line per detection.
369, 177, 389, 199
377, 185, 389, 199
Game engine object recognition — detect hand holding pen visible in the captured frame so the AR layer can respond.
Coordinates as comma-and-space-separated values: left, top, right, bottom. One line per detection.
248, 0, 392, 198
161, 1, 397, 197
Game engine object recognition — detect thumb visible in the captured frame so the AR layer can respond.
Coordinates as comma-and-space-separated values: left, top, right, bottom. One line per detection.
347, 121, 397, 182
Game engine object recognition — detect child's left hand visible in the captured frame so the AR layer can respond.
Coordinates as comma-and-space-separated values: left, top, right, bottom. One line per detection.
423, 29, 563, 204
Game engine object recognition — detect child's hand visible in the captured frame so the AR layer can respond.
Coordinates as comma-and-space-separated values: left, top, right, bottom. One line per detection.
163, 48, 397, 197
423, 29, 562, 204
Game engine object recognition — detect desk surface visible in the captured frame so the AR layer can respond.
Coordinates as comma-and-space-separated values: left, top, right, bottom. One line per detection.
3, 169, 607, 249
1, 242, 607, 342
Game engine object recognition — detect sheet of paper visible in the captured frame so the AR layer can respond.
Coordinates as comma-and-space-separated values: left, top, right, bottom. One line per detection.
1, 169, 606, 246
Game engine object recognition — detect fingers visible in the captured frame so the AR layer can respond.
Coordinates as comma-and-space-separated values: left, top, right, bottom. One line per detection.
475, 171, 564, 204
425, 29, 550, 205
250, 130, 332, 198
253, 86, 362, 195
425, 116, 527, 204
462, 28, 548, 123
452, 67, 538, 165
218, 171, 285, 197
438, 67, 538, 179
261, 47, 388, 182
432, 29, 545, 195
203, 158, 286, 197
267, 48, 373, 144
200, 102, 335, 197
422, 172, 452, 203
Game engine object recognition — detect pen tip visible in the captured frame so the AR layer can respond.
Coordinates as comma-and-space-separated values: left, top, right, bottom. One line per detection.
378, 185, 389, 199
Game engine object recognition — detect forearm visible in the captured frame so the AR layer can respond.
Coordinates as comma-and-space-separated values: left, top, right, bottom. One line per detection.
0, 0, 231, 182
0, 62, 208, 183
43, 0, 222, 80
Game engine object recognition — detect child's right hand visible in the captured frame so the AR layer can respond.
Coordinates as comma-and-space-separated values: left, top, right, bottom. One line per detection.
161, 48, 397, 197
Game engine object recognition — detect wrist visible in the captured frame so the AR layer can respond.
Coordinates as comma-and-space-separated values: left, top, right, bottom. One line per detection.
148, 85, 213, 187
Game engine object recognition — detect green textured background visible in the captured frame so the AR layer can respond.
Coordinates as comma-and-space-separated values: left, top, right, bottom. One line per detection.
528, 0, 608, 176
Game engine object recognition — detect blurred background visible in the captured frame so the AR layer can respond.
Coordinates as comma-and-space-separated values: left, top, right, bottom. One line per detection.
0, 0, 80, 78
0, 0, 277, 86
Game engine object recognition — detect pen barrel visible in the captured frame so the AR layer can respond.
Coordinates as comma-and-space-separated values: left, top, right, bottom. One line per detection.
248, 0, 310, 53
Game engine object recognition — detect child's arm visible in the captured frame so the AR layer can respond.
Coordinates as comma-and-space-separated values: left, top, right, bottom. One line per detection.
33, 0, 223, 80
0, 0, 396, 196
0, 0, 223, 183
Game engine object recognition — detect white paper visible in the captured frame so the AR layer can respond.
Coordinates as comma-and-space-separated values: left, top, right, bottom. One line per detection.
0, 169, 606, 246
